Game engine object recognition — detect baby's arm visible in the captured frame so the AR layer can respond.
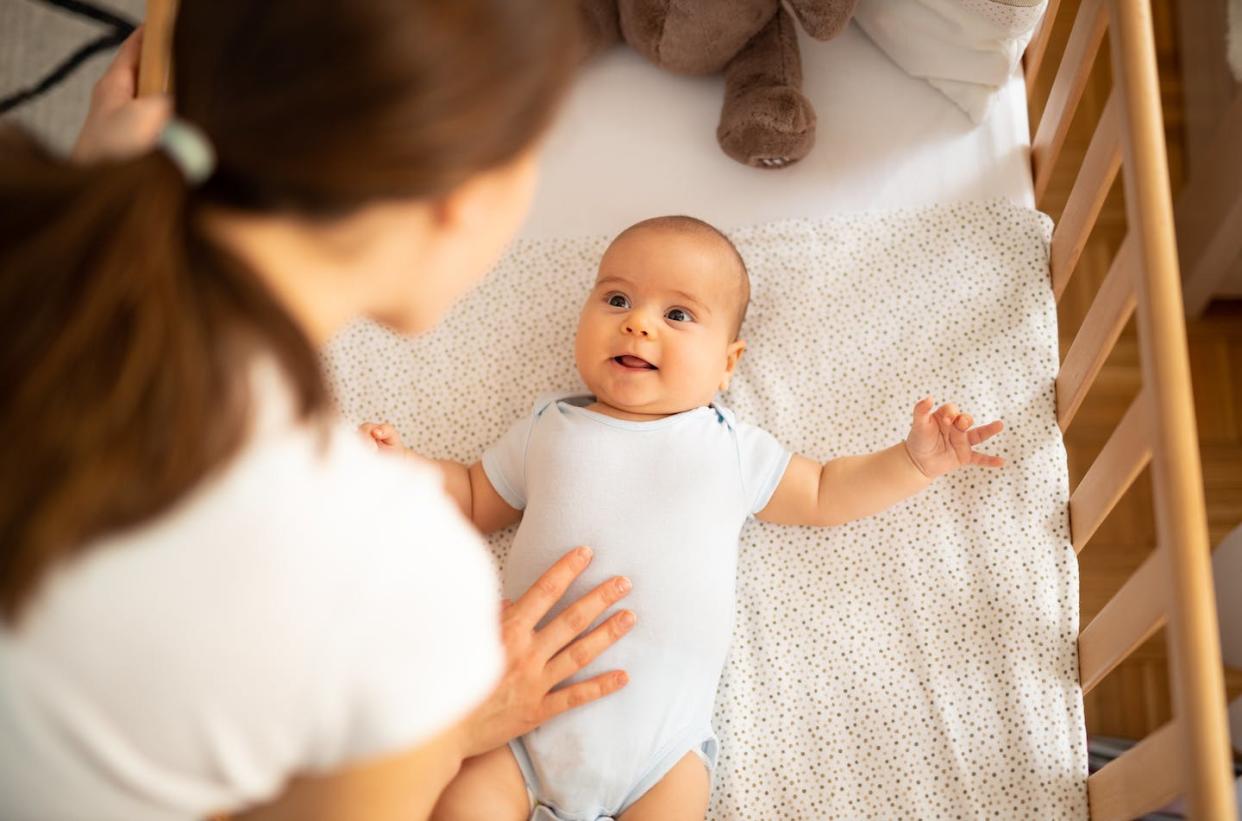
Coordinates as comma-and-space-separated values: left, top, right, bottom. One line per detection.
757, 397, 1004, 528
359, 422, 522, 534
436, 460, 523, 534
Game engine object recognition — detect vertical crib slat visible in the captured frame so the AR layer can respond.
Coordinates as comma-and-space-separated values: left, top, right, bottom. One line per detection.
1055, 236, 1136, 430
1049, 90, 1121, 301
1024, 0, 1065, 97
1068, 390, 1151, 551
1107, 1, 1235, 818
1087, 721, 1183, 819
1078, 547, 1165, 693
1032, 0, 1109, 207
137, 0, 177, 96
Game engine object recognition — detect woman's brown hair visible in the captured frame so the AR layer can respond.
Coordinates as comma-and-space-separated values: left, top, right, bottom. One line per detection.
0, 0, 579, 621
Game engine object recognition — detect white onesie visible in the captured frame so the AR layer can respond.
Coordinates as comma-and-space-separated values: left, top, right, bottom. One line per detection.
483, 393, 790, 821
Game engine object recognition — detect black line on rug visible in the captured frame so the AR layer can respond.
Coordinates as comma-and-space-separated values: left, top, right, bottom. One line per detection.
0, 0, 136, 114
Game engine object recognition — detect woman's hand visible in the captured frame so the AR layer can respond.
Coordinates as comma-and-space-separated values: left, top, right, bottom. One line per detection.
72, 27, 171, 163
459, 546, 634, 759
904, 396, 1005, 479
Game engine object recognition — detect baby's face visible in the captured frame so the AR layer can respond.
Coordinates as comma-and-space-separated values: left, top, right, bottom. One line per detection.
574, 228, 746, 418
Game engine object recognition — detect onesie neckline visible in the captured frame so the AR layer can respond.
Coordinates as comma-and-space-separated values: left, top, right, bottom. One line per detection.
557, 395, 721, 431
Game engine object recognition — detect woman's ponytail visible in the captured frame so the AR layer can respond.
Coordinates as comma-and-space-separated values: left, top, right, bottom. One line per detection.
0, 127, 325, 622
1, 0, 578, 622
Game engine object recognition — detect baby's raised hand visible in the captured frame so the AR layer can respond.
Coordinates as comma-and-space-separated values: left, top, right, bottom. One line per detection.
358, 421, 406, 455
903, 397, 1005, 479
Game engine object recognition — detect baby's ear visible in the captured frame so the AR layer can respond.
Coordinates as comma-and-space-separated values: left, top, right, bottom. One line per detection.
719, 339, 747, 390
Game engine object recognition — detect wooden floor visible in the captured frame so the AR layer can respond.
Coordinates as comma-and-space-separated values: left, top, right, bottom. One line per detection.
1029, 0, 1242, 743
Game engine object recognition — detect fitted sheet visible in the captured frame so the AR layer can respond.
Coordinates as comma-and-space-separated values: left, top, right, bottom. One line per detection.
325, 201, 1089, 818
521, 22, 1034, 240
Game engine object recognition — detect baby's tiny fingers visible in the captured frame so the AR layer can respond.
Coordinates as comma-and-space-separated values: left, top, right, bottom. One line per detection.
971, 452, 1005, 468
968, 419, 1004, 445
954, 413, 973, 431
934, 409, 955, 436
944, 415, 973, 463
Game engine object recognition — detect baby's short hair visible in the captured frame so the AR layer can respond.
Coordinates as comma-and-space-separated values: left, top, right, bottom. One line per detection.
612, 215, 750, 340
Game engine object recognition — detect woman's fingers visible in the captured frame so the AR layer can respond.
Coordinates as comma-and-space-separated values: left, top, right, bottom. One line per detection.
543, 608, 636, 686
505, 547, 595, 631
93, 27, 144, 105
539, 670, 630, 724
534, 574, 632, 658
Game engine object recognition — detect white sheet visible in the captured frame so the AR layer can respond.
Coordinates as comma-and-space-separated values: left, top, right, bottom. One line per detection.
325, 201, 1089, 818
522, 22, 1033, 239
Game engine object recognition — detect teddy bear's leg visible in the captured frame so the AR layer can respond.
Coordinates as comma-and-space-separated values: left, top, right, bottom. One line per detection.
717, 5, 815, 169
579, 0, 622, 61
784, 0, 859, 41
618, 0, 776, 75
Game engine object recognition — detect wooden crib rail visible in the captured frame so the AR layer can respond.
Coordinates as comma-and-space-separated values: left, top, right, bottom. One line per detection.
137, 0, 176, 96
1026, 1, 1236, 819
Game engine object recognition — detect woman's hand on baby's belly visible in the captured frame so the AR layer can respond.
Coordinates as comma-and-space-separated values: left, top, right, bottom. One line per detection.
459, 546, 635, 758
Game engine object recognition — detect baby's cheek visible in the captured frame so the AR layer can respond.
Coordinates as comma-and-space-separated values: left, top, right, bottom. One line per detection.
667, 341, 720, 394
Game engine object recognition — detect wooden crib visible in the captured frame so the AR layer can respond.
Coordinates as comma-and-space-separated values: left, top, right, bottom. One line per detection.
141, 0, 1235, 816
1025, 0, 1236, 817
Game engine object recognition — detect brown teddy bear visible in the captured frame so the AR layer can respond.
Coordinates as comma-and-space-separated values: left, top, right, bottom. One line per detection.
579, 0, 859, 169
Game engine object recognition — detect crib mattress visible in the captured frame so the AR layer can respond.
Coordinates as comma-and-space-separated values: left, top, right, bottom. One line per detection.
522, 22, 1034, 239
326, 201, 1089, 818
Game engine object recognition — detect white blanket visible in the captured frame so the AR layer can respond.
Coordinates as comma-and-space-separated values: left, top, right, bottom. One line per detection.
325, 200, 1088, 818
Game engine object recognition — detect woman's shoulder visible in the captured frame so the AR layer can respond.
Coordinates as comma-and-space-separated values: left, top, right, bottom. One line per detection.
3, 415, 502, 813
32, 414, 491, 633
205, 356, 468, 553
240, 417, 451, 528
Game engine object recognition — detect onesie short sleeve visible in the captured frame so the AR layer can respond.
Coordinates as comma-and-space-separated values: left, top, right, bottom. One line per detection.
481, 409, 537, 510
732, 420, 792, 514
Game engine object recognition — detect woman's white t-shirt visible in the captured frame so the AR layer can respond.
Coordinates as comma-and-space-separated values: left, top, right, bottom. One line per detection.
0, 367, 503, 820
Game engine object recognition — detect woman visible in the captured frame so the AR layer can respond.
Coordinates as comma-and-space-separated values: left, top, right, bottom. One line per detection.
0, 2, 635, 818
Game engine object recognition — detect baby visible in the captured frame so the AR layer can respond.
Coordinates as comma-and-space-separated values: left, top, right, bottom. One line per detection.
362, 216, 1004, 821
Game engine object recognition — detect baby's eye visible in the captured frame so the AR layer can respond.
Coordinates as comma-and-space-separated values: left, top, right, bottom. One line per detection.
666, 307, 694, 323
606, 293, 630, 309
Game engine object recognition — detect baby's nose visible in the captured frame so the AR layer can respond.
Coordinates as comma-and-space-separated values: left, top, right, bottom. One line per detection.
624, 324, 649, 337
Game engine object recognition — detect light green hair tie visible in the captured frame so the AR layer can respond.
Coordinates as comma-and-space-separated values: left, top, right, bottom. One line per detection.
157, 118, 216, 186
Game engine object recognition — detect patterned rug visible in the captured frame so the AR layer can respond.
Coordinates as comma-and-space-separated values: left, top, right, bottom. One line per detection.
0, 0, 143, 151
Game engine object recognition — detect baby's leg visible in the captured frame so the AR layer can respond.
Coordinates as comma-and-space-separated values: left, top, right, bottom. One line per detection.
618, 751, 710, 821
430, 745, 528, 821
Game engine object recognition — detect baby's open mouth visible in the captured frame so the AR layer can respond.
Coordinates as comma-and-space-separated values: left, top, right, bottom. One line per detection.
613, 355, 657, 370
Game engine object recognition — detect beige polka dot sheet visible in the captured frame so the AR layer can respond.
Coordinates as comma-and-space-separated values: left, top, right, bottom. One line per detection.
324, 199, 1089, 819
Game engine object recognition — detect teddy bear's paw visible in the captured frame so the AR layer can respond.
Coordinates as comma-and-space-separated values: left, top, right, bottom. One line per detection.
789, 0, 860, 41
717, 85, 817, 170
